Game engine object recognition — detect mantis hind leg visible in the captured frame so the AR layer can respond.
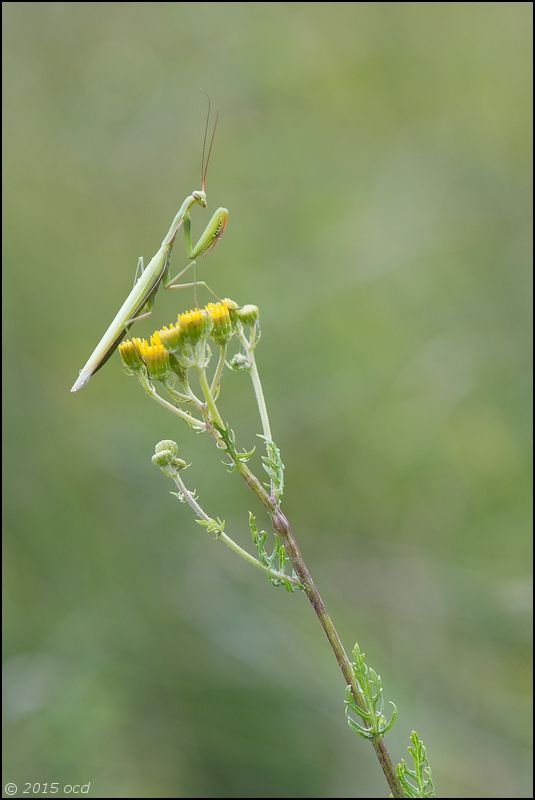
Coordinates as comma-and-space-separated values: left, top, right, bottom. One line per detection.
133, 257, 145, 286
125, 284, 158, 326
127, 257, 155, 320
127, 246, 173, 323
125, 309, 153, 326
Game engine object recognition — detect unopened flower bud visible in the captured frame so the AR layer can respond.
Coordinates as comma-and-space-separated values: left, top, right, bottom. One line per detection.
155, 440, 179, 457
152, 440, 188, 475
233, 304, 259, 326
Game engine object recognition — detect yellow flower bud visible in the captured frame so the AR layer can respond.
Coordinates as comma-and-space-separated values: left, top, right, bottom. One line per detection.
177, 307, 212, 343
134, 333, 171, 382
206, 300, 233, 345
118, 339, 144, 372
159, 322, 185, 354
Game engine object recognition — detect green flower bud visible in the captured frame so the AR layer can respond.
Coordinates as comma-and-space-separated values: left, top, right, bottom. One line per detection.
233, 304, 259, 326
154, 440, 179, 456
152, 441, 188, 476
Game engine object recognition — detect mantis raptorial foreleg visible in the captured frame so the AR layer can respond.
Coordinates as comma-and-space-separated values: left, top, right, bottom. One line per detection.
71, 101, 228, 393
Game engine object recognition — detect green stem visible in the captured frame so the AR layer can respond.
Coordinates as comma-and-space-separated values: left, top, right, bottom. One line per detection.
163, 378, 194, 405
236, 327, 272, 440
247, 351, 271, 440
195, 365, 225, 428
210, 345, 227, 399
139, 375, 205, 430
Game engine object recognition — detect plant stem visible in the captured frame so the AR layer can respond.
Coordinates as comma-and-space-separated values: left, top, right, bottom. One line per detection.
210, 345, 227, 398
195, 365, 225, 428
139, 375, 205, 429
148, 337, 405, 796
247, 352, 272, 440
236, 326, 272, 440
230, 457, 405, 798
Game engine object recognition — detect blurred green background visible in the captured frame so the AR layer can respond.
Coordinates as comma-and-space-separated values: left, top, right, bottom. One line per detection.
3, 3, 532, 797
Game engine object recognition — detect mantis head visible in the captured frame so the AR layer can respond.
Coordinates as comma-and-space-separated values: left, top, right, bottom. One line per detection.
192, 190, 208, 208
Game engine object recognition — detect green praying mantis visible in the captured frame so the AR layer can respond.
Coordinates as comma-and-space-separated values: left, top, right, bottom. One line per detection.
71, 105, 228, 393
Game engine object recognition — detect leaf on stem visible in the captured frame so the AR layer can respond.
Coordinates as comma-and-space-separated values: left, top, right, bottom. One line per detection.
345, 644, 397, 740
395, 731, 435, 798
249, 513, 303, 592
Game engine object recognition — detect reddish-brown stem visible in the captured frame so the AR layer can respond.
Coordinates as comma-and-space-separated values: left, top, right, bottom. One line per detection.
230, 458, 404, 798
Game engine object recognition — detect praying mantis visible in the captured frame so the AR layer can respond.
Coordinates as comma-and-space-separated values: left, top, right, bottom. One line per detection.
71, 105, 228, 392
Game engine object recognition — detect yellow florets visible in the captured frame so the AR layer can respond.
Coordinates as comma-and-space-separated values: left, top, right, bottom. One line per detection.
177, 307, 212, 342
158, 322, 184, 354
118, 339, 144, 372
206, 300, 233, 345
132, 333, 170, 382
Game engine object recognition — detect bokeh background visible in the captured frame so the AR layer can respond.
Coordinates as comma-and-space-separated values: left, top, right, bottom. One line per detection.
3, 3, 532, 798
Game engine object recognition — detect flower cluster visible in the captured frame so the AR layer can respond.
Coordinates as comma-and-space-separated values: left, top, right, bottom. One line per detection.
118, 299, 259, 386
